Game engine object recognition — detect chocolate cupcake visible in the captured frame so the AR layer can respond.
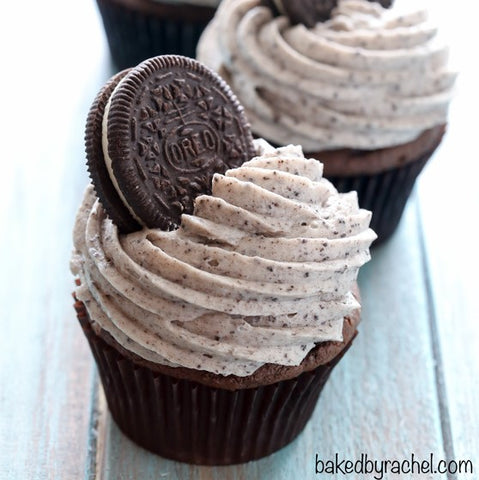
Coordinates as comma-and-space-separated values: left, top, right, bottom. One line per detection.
96, 0, 219, 70
71, 56, 376, 464
197, 0, 456, 242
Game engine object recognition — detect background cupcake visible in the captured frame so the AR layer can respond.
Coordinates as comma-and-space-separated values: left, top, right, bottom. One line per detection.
197, 0, 456, 242
71, 56, 375, 464
96, 0, 220, 70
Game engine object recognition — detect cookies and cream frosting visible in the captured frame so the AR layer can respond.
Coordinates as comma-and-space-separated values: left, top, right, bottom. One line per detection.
197, 0, 456, 151
71, 141, 376, 376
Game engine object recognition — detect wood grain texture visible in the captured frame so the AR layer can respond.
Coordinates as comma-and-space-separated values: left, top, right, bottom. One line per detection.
0, 120, 93, 478
417, 1, 479, 473
1, 0, 478, 479
0, 1, 114, 479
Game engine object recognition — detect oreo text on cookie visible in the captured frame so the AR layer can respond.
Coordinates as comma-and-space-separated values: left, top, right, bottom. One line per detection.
86, 55, 255, 232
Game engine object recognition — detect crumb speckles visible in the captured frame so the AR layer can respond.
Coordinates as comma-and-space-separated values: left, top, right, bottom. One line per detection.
196, 0, 454, 151
75, 143, 375, 377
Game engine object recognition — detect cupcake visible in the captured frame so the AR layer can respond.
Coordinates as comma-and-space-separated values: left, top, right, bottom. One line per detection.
96, 0, 220, 70
71, 55, 376, 464
197, 0, 456, 242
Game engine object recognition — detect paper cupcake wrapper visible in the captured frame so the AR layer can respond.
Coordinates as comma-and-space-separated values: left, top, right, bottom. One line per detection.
326, 151, 432, 244
96, 0, 216, 70
76, 302, 352, 465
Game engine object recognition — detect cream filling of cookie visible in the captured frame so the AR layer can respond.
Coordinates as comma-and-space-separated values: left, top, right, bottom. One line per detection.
197, 0, 456, 151
102, 78, 147, 227
71, 141, 376, 376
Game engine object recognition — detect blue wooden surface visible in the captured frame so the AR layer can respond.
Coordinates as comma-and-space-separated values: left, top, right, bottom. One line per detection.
1, 1, 478, 479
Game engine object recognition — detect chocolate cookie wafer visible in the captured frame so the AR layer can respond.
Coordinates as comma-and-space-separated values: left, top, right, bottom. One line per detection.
85, 55, 255, 232
283, 0, 339, 27
370, 0, 393, 8
262, 0, 393, 27
85, 69, 136, 232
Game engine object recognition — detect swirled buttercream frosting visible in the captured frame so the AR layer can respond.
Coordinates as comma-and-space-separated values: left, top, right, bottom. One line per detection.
197, 0, 456, 151
71, 141, 376, 376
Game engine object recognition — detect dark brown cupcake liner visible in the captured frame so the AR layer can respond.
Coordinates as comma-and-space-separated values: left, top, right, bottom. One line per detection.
261, 126, 444, 244
306, 125, 446, 244
75, 300, 354, 465
325, 150, 432, 244
96, 0, 216, 70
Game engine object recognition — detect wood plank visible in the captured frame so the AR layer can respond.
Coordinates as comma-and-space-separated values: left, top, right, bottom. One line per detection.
417, 1, 479, 471
0, 1, 114, 478
0, 120, 94, 479
3, 0, 476, 477
98, 198, 445, 479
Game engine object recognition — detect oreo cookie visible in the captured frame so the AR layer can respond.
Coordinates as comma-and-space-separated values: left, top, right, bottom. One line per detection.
85, 55, 255, 232
369, 0, 393, 7
85, 69, 135, 232
262, 0, 393, 28
283, 0, 339, 27
259, 0, 281, 16
259, 0, 339, 27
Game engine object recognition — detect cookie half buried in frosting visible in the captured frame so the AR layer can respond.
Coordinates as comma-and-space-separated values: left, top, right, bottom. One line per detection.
85, 55, 255, 232
74, 55, 375, 465
260, 0, 340, 27
72, 140, 375, 463
260, 0, 393, 27
73, 142, 376, 377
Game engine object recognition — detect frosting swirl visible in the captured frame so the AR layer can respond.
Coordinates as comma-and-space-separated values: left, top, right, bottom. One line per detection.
197, 0, 456, 150
71, 141, 375, 376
